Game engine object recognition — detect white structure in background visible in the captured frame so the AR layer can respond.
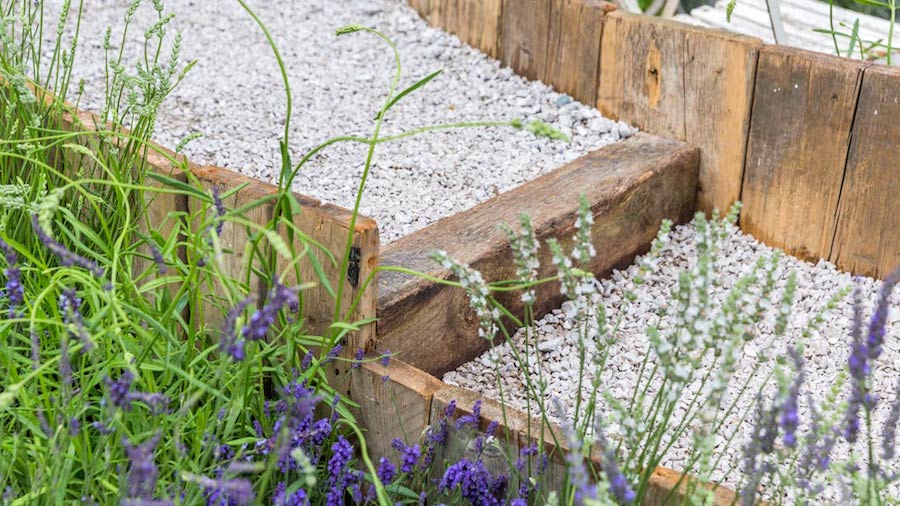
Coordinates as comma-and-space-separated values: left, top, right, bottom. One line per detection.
675, 0, 896, 59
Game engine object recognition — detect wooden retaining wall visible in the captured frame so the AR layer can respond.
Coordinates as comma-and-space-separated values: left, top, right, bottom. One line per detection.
377, 133, 698, 376
408, 0, 898, 279
354, 356, 747, 505
52, 104, 379, 354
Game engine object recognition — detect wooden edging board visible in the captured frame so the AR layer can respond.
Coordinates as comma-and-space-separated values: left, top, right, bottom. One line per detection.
50, 102, 379, 353
353, 357, 750, 505
376, 132, 699, 377
406, 0, 899, 279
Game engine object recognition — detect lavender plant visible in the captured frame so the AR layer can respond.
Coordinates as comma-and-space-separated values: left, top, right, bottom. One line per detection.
434, 201, 899, 505
0, 0, 570, 504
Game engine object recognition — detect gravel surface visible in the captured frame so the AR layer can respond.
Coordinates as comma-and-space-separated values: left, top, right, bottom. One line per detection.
444, 223, 900, 502
49, 0, 633, 243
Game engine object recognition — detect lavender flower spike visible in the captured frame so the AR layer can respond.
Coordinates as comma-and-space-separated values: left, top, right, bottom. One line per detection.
0, 238, 24, 318
242, 281, 299, 341
865, 268, 900, 362
123, 432, 162, 500
32, 215, 104, 278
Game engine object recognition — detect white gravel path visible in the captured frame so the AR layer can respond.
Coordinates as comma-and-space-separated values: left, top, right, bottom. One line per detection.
49, 0, 633, 243
445, 223, 900, 502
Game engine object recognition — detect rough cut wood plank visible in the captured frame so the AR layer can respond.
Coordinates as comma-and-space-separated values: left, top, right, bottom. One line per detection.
683, 29, 761, 215
432, 386, 748, 505
598, 12, 686, 139
741, 46, 865, 263
276, 194, 379, 351
598, 12, 760, 216
500, 0, 553, 81
830, 64, 900, 278
190, 167, 277, 331
432, 0, 503, 58
544, 0, 611, 104
350, 358, 445, 463
377, 134, 698, 376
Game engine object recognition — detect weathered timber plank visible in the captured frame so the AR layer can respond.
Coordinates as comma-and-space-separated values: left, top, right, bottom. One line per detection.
350, 358, 445, 463
501, 0, 553, 81
830, 64, 900, 278
430, 387, 564, 489
432, 386, 748, 505
190, 167, 277, 331
741, 46, 865, 263
598, 12, 686, 139
189, 167, 379, 351
598, 12, 760, 216
544, 0, 611, 104
644, 467, 749, 505
683, 29, 761, 215
377, 134, 698, 376
276, 194, 379, 351
433, 0, 504, 58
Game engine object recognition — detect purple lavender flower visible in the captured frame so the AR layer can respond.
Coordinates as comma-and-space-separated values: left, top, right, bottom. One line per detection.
68, 416, 81, 436
123, 432, 161, 500
324, 344, 343, 363
456, 400, 482, 430
797, 393, 838, 496
104, 371, 168, 414
105, 371, 134, 410
564, 425, 597, 505
377, 457, 396, 484
844, 271, 899, 443
273, 482, 307, 506
212, 186, 226, 236
149, 245, 168, 274
222, 296, 253, 361
439, 458, 505, 506
485, 420, 499, 437
201, 477, 255, 506
129, 392, 170, 415
380, 350, 391, 367
32, 215, 104, 278
391, 438, 421, 474
351, 348, 364, 369
59, 288, 93, 352
326, 436, 354, 506
0, 238, 23, 318
301, 351, 313, 370
865, 269, 900, 362
780, 347, 804, 448
242, 281, 299, 341
423, 401, 456, 468
883, 378, 900, 460
598, 432, 635, 505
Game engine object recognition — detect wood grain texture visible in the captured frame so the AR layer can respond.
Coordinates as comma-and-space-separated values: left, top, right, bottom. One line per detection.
377, 134, 698, 376
683, 29, 761, 215
501, 0, 553, 81
544, 0, 611, 104
830, 64, 900, 278
350, 358, 445, 463
432, 0, 503, 58
276, 194, 379, 351
599, 12, 760, 215
432, 386, 749, 505
741, 46, 865, 263
598, 12, 686, 138
46, 93, 379, 344
190, 167, 277, 331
